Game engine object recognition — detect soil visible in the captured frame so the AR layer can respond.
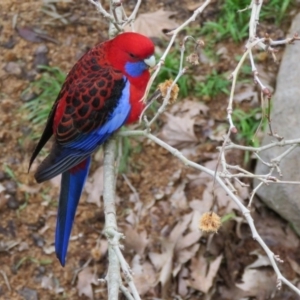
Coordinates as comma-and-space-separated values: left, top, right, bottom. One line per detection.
1, 0, 300, 299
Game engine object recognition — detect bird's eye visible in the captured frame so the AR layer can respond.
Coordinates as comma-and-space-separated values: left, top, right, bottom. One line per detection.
129, 53, 137, 58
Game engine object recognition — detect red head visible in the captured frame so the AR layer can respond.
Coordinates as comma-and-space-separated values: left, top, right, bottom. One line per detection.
105, 32, 155, 82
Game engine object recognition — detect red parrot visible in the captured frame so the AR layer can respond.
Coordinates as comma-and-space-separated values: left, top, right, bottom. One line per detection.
29, 32, 155, 266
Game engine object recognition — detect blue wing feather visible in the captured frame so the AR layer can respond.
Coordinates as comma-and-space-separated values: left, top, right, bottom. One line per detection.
55, 157, 91, 266
69, 78, 131, 150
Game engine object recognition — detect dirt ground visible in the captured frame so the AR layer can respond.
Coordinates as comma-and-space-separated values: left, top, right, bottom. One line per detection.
1, 0, 300, 299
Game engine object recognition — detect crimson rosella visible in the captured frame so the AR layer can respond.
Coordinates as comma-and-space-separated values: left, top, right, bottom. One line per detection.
29, 32, 155, 266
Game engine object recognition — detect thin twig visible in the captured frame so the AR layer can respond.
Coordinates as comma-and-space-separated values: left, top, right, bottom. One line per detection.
0, 270, 11, 292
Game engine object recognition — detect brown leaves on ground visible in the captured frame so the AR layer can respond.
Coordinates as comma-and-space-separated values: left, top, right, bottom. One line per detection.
84, 165, 104, 207
112, 97, 300, 299
125, 9, 178, 38
159, 99, 210, 149
77, 267, 99, 300
188, 252, 223, 293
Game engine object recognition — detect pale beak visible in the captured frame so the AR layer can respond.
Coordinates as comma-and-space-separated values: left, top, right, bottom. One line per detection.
144, 55, 156, 68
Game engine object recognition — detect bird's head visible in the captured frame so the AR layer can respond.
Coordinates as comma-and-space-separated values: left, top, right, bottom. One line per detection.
106, 32, 155, 78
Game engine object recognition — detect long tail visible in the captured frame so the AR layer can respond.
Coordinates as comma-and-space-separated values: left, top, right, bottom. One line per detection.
55, 157, 91, 266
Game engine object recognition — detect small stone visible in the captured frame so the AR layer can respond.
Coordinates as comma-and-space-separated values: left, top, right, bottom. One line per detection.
18, 241, 29, 252
19, 287, 38, 300
21, 91, 38, 102
6, 157, 20, 165
37, 266, 46, 275
0, 195, 8, 210
27, 217, 46, 232
32, 233, 45, 248
4, 61, 22, 76
1, 36, 17, 49
4, 180, 17, 194
33, 44, 49, 69
20, 126, 32, 136
0, 171, 7, 181
34, 266, 47, 283
25, 69, 38, 81
6, 195, 19, 209
35, 44, 48, 55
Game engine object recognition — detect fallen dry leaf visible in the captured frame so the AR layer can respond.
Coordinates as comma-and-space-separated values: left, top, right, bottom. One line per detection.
124, 225, 148, 255
85, 166, 103, 207
125, 9, 178, 38
77, 267, 99, 300
16, 27, 45, 43
149, 243, 174, 297
132, 254, 156, 295
16, 27, 58, 44
175, 231, 201, 252
246, 250, 271, 269
41, 275, 64, 294
173, 243, 200, 276
49, 173, 61, 189
170, 99, 209, 118
287, 256, 300, 275
187, 2, 203, 11
148, 213, 202, 292
19, 184, 41, 194
178, 267, 189, 296
169, 213, 193, 244
188, 253, 223, 293
159, 112, 198, 148
189, 199, 213, 216
236, 269, 276, 299
169, 181, 188, 210
91, 239, 108, 261
233, 85, 258, 103
148, 251, 169, 271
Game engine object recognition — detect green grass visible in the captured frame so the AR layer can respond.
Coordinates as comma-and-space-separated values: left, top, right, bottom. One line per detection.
232, 107, 266, 163
154, 51, 191, 98
118, 131, 143, 173
22, 66, 66, 130
199, 0, 293, 43
14, 256, 53, 271
260, 0, 292, 25
195, 70, 230, 99
200, 1, 249, 43
232, 108, 263, 146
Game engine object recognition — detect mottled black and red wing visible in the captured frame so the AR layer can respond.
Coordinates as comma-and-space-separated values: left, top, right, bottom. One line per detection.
29, 43, 126, 170
55, 65, 125, 145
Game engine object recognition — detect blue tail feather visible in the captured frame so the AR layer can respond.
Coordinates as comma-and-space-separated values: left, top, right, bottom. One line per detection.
55, 157, 91, 266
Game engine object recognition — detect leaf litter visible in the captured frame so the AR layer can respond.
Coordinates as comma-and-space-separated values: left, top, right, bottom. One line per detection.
124, 9, 179, 38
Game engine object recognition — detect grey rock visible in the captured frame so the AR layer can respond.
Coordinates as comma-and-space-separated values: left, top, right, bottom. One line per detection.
255, 13, 300, 235
33, 44, 49, 69
6, 195, 19, 210
4, 180, 17, 194
21, 91, 38, 102
0, 171, 7, 181
31, 233, 45, 248
4, 61, 22, 76
19, 287, 38, 300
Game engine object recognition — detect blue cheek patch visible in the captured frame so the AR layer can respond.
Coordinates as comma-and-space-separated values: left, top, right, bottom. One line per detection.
125, 61, 147, 77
